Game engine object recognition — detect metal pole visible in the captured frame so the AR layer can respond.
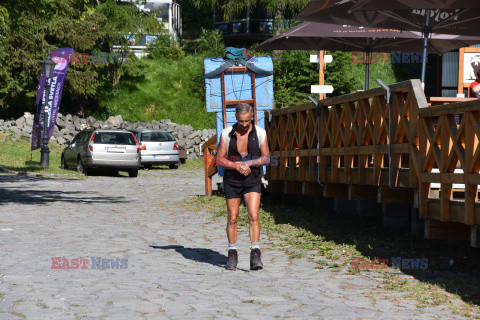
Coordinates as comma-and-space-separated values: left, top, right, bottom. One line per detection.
365, 51, 370, 90
421, 9, 431, 89
40, 81, 50, 167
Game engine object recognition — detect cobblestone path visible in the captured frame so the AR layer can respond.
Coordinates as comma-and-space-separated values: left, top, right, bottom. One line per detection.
0, 170, 467, 319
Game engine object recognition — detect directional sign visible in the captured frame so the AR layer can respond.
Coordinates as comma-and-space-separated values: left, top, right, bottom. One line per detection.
311, 85, 334, 94
310, 54, 333, 64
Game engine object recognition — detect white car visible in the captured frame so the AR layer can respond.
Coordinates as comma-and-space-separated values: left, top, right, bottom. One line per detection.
129, 129, 180, 169
62, 128, 141, 177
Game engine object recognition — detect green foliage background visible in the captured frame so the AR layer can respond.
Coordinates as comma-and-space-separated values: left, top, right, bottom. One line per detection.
0, 0, 401, 130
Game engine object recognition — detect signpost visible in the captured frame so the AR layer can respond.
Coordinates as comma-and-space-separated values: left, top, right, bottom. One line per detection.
311, 85, 334, 94
310, 50, 333, 100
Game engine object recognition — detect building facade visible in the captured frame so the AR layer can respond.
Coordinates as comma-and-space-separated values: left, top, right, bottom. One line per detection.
117, 0, 182, 57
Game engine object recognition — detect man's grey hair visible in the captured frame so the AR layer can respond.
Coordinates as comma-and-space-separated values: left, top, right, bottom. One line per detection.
236, 103, 252, 115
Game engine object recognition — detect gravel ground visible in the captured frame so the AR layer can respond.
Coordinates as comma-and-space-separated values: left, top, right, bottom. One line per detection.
0, 169, 468, 319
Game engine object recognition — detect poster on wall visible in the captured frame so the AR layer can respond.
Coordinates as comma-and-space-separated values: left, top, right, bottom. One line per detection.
463, 52, 480, 83
458, 47, 480, 96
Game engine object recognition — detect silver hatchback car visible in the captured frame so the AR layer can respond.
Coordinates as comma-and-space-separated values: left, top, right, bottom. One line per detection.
61, 128, 141, 177
129, 129, 180, 169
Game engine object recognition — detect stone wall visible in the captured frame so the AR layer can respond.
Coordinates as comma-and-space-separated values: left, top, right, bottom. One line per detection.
0, 112, 216, 159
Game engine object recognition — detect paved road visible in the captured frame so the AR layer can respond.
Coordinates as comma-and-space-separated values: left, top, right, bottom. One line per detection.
0, 169, 467, 319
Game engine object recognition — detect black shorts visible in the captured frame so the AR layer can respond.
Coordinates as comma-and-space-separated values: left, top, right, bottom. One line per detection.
224, 183, 261, 199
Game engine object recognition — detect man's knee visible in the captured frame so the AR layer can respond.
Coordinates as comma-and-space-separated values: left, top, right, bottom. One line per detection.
227, 218, 238, 226
248, 215, 259, 224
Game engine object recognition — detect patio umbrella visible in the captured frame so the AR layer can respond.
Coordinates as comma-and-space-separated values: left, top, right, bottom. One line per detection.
255, 22, 480, 89
349, 0, 480, 86
296, 0, 480, 86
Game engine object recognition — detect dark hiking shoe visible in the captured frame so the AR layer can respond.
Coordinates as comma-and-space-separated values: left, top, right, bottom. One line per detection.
226, 249, 238, 270
250, 248, 263, 270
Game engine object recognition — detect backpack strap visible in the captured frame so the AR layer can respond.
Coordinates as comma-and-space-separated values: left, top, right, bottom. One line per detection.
204, 60, 235, 78
221, 126, 234, 154
255, 125, 267, 148
204, 58, 273, 78
244, 60, 274, 76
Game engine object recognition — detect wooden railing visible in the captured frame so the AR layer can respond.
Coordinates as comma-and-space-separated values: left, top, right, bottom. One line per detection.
428, 97, 477, 106
266, 80, 426, 190
264, 79, 480, 247
418, 100, 480, 226
202, 135, 217, 196
203, 79, 480, 246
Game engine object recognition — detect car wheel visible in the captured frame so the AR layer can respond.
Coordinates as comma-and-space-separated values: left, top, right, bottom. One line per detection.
61, 155, 67, 170
180, 159, 186, 164
169, 164, 179, 170
77, 157, 89, 175
128, 169, 138, 178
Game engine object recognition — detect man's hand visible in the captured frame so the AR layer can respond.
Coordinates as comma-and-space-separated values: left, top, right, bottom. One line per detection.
235, 162, 251, 176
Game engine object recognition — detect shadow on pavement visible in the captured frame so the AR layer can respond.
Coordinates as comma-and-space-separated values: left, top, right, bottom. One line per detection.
262, 196, 480, 308
0, 174, 128, 205
150, 245, 239, 270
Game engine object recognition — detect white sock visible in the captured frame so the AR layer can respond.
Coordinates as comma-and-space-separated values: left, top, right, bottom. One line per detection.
250, 242, 260, 250
228, 243, 237, 251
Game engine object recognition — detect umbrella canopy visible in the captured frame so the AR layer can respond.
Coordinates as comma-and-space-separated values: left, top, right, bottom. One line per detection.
348, 0, 480, 35
297, 0, 480, 35
255, 21, 480, 89
295, 0, 392, 29
295, 0, 480, 86
255, 22, 480, 53
352, 0, 480, 10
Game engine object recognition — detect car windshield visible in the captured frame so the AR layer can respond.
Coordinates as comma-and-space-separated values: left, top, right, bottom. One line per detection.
141, 132, 175, 142
93, 132, 136, 145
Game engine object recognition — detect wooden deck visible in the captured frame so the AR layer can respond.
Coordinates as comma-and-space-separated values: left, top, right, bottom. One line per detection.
203, 79, 480, 247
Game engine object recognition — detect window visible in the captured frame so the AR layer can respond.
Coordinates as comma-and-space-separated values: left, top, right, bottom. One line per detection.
141, 131, 175, 142
94, 132, 136, 145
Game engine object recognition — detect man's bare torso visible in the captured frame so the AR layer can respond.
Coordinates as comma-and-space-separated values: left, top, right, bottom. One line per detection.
236, 125, 252, 157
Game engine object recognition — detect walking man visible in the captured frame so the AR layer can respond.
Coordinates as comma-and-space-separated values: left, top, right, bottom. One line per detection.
216, 103, 270, 271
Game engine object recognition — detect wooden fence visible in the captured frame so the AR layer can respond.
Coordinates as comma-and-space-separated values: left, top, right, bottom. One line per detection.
418, 100, 480, 243
203, 79, 480, 247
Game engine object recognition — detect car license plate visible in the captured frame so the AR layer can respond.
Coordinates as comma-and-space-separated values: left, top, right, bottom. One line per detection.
106, 147, 125, 153
154, 155, 168, 159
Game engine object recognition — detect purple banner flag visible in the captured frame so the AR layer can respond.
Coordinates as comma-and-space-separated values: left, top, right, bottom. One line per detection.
31, 48, 74, 151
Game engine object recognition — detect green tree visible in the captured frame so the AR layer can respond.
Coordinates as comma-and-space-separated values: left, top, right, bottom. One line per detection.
0, 0, 163, 117
271, 50, 318, 108
191, 0, 308, 34
148, 35, 185, 61
198, 28, 226, 58
95, 0, 163, 87
324, 51, 362, 96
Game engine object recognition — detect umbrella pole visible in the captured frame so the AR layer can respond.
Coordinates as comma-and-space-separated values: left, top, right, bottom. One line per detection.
421, 10, 431, 89
365, 51, 370, 90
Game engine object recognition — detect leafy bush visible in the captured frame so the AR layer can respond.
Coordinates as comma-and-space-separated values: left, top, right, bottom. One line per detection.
198, 28, 225, 58
148, 35, 185, 61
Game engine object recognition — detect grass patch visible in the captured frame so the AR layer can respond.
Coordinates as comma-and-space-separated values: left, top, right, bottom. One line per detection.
97, 56, 215, 130
178, 158, 204, 171
0, 132, 82, 177
183, 194, 480, 317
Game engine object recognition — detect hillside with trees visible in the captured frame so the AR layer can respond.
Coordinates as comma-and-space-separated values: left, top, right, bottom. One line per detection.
0, 0, 399, 129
